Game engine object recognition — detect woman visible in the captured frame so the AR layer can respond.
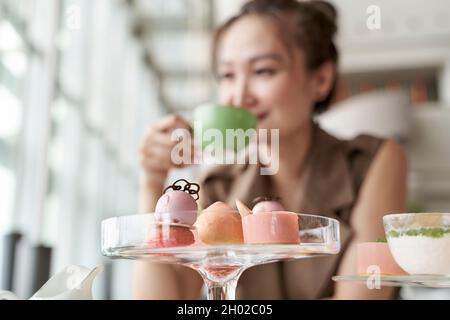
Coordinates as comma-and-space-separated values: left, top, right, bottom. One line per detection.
134, 0, 407, 299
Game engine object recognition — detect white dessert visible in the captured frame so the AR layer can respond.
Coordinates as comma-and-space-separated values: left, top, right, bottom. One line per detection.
388, 233, 450, 275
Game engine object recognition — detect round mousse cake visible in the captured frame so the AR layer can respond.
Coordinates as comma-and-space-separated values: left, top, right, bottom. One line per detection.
242, 211, 300, 244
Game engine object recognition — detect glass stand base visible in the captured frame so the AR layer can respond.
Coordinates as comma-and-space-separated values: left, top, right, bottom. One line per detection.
195, 265, 247, 300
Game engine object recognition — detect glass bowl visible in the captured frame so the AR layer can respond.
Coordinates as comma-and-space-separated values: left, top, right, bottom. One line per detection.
101, 212, 340, 300
383, 213, 450, 275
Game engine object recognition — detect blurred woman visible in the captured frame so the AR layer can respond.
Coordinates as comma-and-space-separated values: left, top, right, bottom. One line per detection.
134, 0, 407, 299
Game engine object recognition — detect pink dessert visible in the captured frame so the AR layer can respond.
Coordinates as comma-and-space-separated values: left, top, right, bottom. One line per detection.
155, 191, 197, 225
146, 225, 195, 249
357, 242, 407, 275
242, 211, 300, 244
236, 198, 300, 244
148, 179, 199, 248
252, 197, 285, 213
194, 201, 244, 244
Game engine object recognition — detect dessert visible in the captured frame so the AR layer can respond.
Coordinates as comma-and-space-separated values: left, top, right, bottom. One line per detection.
251, 196, 285, 213
155, 191, 198, 225
386, 227, 450, 275
357, 241, 407, 275
147, 179, 199, 248
384, 213, 450, 275
194, 201, 244, 244
237, 198, 300, 244
146, 225, 196, 248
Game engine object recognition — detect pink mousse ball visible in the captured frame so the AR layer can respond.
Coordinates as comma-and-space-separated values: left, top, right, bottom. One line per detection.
252, 200, 285, 214
154, 191, 198, 225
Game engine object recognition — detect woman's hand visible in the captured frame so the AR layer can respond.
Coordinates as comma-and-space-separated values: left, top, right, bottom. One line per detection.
139, 114, 193, 190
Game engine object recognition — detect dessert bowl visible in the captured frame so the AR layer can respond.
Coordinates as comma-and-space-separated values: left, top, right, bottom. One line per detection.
383, 213, 450, 275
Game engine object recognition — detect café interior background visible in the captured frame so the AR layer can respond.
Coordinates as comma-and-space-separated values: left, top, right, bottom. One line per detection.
0, 0, 449, 299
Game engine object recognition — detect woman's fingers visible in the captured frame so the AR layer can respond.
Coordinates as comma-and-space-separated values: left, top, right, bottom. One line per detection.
153, 114, 179, 131
154, 114, 192, 133
151, 143, 194, 167
142, 115, 193, 150
140, 150, 191, 173
141, 131, 193, 158
139, 114, 195, 177
141, 131, 177, 153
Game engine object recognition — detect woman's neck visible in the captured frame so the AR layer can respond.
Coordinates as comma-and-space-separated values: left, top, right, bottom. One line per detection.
267, 121, 313, 210
277, 121, 313, 180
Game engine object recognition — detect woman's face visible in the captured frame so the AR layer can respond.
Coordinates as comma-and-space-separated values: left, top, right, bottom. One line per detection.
216, 15, 317, 137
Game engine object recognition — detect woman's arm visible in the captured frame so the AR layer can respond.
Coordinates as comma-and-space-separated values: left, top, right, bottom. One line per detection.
331, 139, 408, 299
132, 115, 203, 300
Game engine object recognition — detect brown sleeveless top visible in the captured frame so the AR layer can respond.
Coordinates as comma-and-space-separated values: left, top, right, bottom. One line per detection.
198, 123, 384, 299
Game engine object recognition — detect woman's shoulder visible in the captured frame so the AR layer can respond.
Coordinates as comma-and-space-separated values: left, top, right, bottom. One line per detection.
343, 133, 386, 156
340, 133, 406, 177
311, 128, 405, 219
328, 130, 403, 193
312, 123, 385, 159
316, 124, 385, 162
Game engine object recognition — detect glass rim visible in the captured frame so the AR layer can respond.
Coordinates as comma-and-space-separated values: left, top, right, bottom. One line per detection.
244, 210, 301, 216
101, 213, 196, 229
101, 211, 340, 226
199, 209, 239, 213
383, 212, 450, 220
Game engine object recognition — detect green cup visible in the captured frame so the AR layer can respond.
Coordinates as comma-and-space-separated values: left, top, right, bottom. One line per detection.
193, 104, 257, 153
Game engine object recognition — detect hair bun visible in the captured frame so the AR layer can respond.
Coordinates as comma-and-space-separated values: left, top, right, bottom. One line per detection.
307, 0, 338, 38
309, 0, 337, 23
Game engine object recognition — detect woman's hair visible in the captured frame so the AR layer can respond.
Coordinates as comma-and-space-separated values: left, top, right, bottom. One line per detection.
212, 0, 338, 114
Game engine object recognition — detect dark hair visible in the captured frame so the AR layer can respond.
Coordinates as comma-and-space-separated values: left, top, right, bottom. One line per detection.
212, 0, 338, 114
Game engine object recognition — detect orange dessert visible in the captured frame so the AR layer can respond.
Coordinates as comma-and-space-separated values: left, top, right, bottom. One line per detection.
194, 202, 244, 244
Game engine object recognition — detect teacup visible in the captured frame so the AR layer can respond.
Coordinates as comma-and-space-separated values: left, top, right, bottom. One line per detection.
193, 103, 257, 152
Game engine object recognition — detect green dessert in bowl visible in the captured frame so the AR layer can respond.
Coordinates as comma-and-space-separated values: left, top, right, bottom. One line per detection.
383, 213, 450, 275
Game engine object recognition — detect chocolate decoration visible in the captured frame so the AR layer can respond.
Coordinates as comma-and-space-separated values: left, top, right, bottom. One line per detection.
163, 179, 200, 200
251, 196, 282, 206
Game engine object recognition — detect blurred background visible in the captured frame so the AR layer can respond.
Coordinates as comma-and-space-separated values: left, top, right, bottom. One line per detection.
0, 0, 449, 299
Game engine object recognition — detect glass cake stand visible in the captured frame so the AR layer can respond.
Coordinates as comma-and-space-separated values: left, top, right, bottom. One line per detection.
333, 274, 450, 288
102, 213, 340, 300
